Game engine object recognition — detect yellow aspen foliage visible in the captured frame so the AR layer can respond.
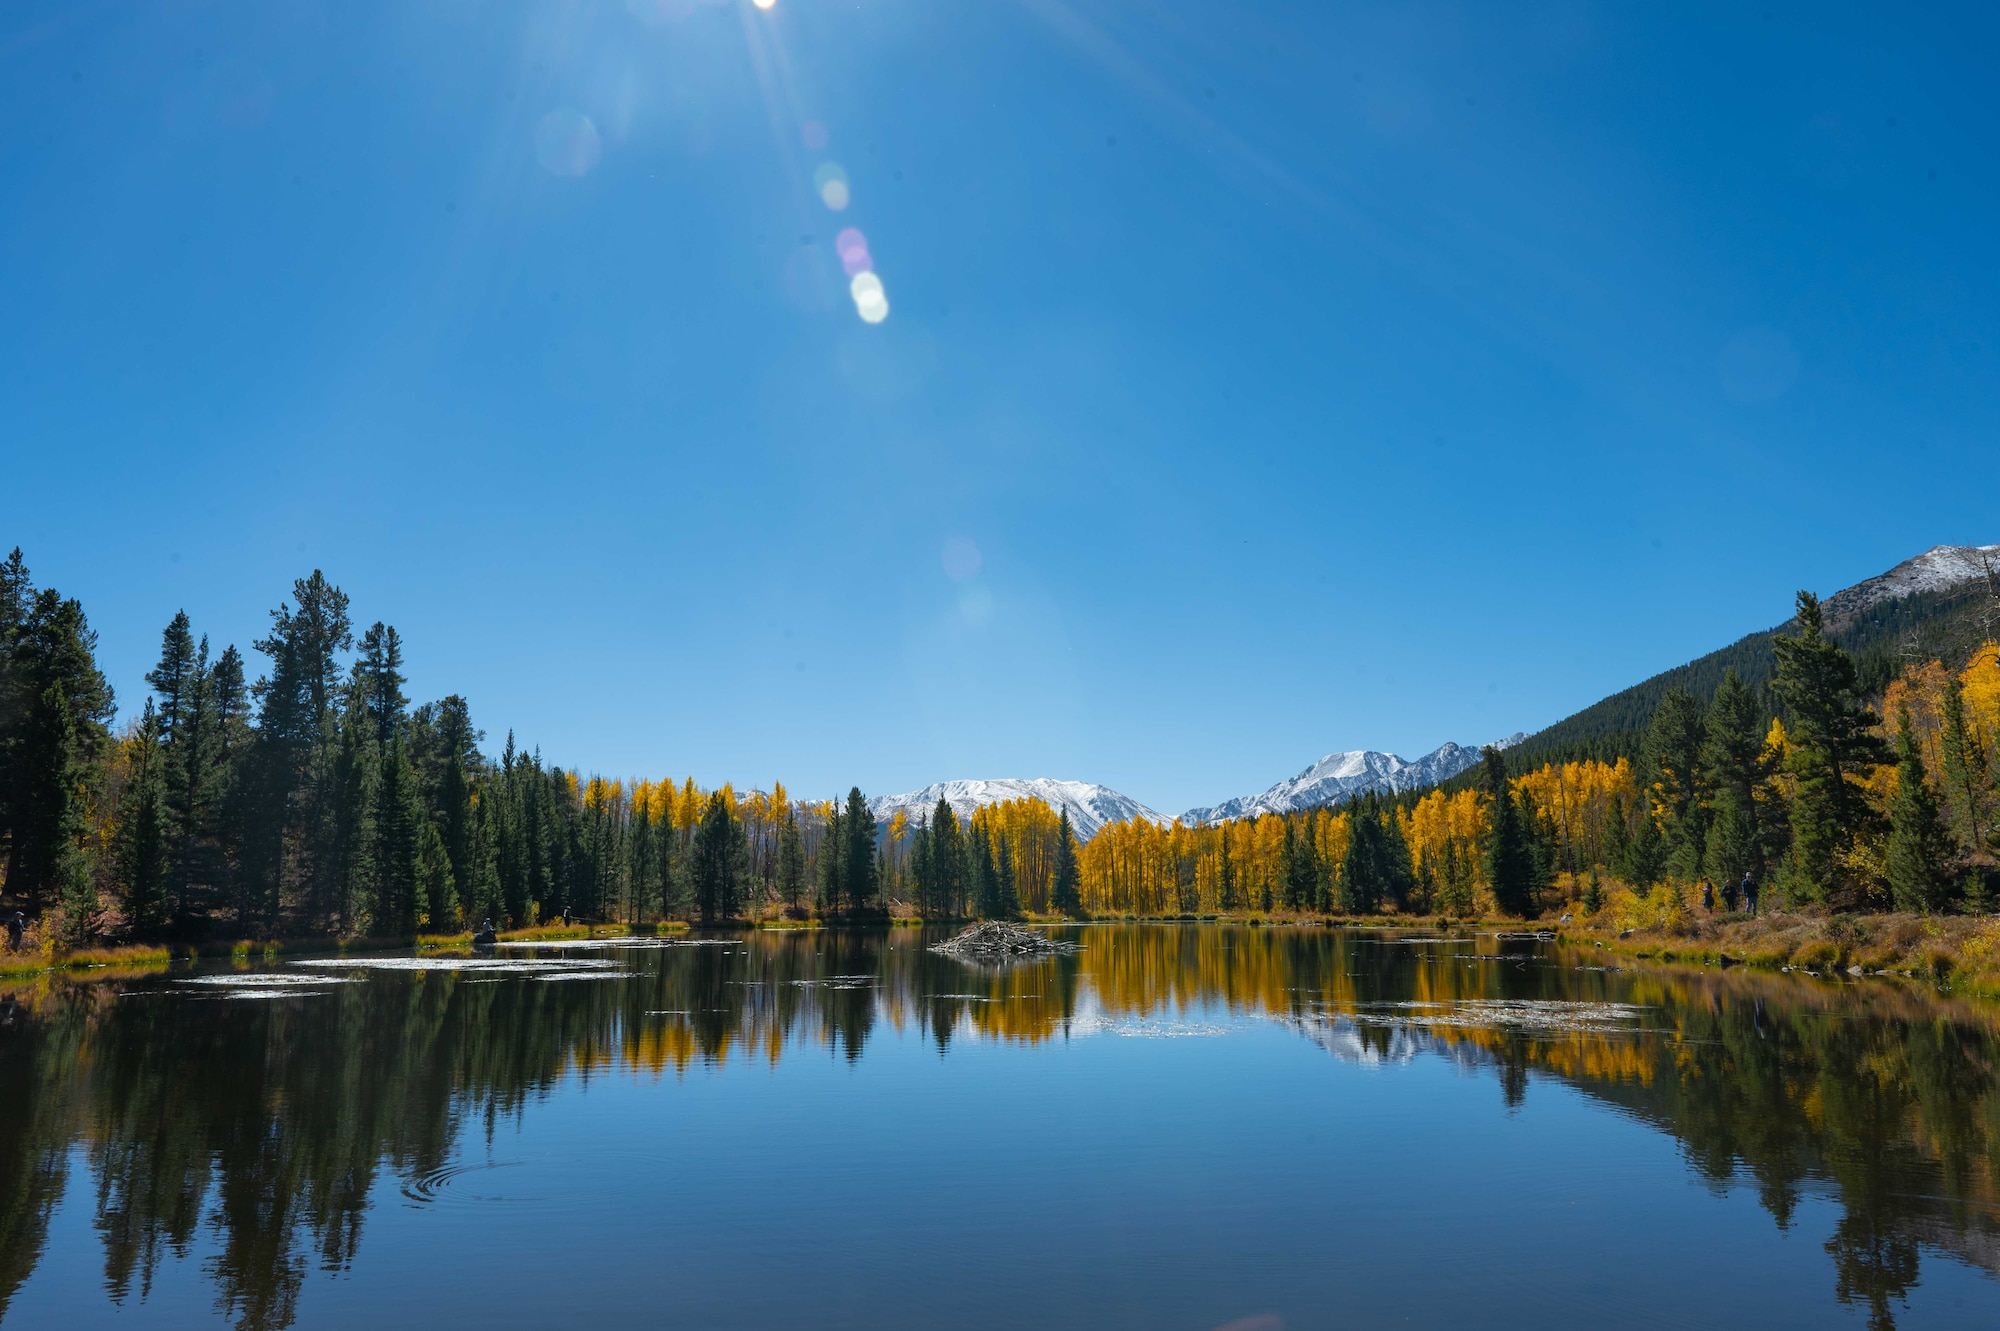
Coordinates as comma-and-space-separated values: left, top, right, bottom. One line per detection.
1510, 759, 1636, 873
1407, 787, 1488, 886
1960, 641, 2000, 741
1882, 660, 1952, 776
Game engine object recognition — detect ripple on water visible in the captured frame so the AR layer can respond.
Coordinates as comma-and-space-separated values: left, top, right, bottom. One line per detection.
399, 1161, 532, 1207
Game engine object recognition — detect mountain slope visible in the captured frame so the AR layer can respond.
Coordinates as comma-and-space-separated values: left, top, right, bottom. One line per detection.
1181, 737, 1524, 825
1507, 542, 2000, 770
868, 779, 1168, 841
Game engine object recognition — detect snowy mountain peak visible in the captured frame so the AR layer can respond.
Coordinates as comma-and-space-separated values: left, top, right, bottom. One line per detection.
868, 778, 1169, 842
1179, 735, 1525, 826
1823, 543, 2000, 621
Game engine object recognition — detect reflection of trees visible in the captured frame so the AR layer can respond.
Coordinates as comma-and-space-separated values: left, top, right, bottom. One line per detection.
2, 927, 1998, 1330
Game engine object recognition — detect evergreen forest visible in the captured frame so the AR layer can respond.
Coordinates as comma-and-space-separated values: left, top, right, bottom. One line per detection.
4, 550, 1998, 946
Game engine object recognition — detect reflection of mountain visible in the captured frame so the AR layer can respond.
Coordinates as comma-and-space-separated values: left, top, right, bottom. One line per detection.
3, 929, 1997, 1331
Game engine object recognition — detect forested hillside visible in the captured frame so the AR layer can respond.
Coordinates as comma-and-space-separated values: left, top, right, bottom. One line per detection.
1505, 561, 2000, 771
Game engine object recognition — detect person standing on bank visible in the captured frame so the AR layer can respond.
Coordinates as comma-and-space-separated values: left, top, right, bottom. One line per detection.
1741, 872, 1758, 917
6, 912, 23, 952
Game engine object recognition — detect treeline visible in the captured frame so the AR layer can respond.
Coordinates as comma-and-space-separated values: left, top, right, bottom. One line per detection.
7, 560, 1994, 938
0, 557, 963, 940
1071, 588, 2000, 918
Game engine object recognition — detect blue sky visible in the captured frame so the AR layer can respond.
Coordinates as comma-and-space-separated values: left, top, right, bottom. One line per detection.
5, 0, 1998, 817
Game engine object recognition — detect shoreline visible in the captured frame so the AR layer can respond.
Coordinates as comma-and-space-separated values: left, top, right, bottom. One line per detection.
11, 911, 1996, 1002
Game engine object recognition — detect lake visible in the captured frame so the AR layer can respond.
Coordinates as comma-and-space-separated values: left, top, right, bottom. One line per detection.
3, 924, 1998, 1330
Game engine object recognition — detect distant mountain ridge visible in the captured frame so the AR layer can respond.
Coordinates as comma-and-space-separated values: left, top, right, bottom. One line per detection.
867, 778, 1168, 841
1179, 736, 1525, 826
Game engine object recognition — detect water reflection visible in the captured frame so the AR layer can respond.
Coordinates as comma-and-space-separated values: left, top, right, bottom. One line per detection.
2, 926, 1997, 1330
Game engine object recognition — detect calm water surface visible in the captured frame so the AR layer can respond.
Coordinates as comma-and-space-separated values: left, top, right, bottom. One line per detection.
3, 925, 1998, 1330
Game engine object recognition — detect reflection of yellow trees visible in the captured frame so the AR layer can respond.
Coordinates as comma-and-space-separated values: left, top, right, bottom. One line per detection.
7, 930, 2000, 1331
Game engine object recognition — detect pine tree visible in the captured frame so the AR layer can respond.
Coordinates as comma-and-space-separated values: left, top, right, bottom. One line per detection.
1339, 806, 1383, 914
929, 798, 965, 918
245, 572, 352, 928
1771, 590, 1891, 906
1283, 817, 1316, 912
627, 802, 656, 926
115, 701, 173, 932
1702, 668, 1766, 893
1886, 705, 1956, 914
1050, 807, 1082, 917
691, 791, 746, 923
1646, 686, 1709, 884
994, 832, 1022, 919
416, 815, 456, 931
1604, 792, 1632, 881
1626, 802, 1667, 888
1483, 747, 1537, 917
5, 588, 114, 916
464, 790, 503, 926
818, 798, 845, 914
842, 787, 878, 913
353, 622, 407, 747
323, 700, 376, 934
777, 805, 806, 912
969, 822, 1001, 918
1438, 838, 1472, 917
1381, 806, 1417, 911
370, 735, 420, 937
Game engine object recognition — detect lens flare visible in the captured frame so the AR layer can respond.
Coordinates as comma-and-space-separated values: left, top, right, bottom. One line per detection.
753, 0, 776, 10
535, 108, 602, 178
819, 179, 850, 211
850, 272, 883, 303
835, 227, 868, 260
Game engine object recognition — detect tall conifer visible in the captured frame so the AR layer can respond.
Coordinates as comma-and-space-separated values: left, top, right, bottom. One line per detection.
1483, 747, 1537, 917
1886, 706, 1956, 913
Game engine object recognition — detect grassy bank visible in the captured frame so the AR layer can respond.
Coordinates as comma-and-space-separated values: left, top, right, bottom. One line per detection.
417, 920, 692, 949
0, 918, 701, 978
0, 942, 175, 979
1559, 908, 2000, 998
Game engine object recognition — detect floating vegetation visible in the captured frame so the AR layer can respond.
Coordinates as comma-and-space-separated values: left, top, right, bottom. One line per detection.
1067, 1014, 1234, 1039
292, 956, 621, 973
173, 973, 357, 1000
1335, 999, 1654, 1036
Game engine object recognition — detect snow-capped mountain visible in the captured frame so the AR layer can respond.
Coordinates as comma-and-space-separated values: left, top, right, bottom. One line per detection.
1822, 543, 2000, 621
868, 778, 1168, 842
1179, 735, 1526, 826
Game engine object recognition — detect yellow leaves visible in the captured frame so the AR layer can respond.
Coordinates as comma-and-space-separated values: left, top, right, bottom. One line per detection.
1961, 641, 2000, 742
1883, 659, 1952, 775
1409, 786, 1488, 880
